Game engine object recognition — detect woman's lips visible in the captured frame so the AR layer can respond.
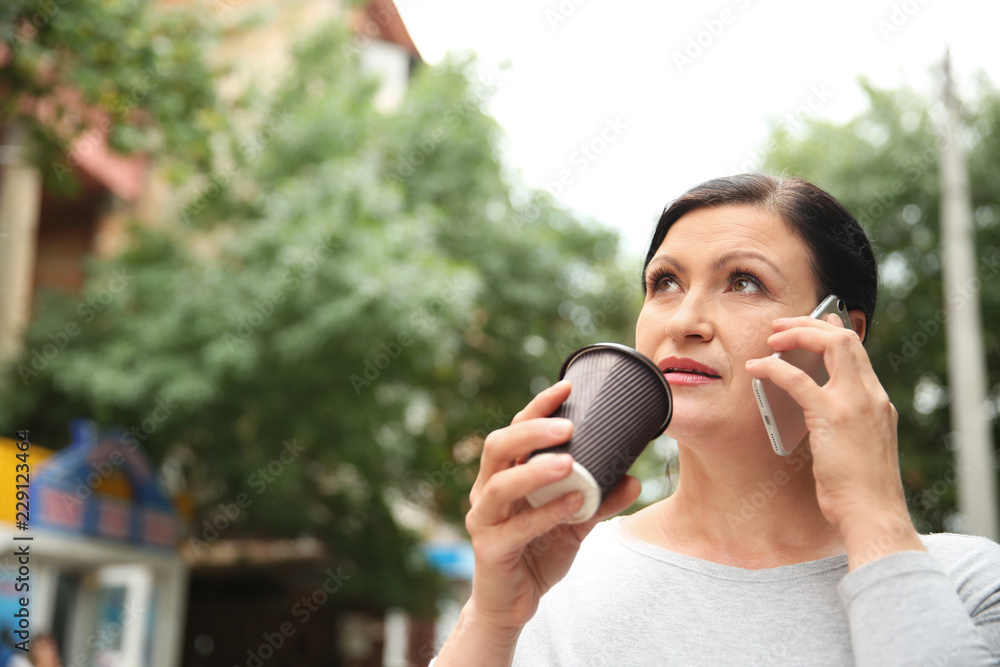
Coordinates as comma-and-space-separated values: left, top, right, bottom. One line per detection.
657, 356, 722, 386
664, 372, 720, 386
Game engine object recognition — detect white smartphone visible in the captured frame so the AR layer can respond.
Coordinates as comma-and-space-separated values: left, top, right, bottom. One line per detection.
752, 295, 851, 456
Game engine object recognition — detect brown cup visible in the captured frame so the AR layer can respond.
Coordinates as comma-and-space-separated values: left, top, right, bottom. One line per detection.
526, 343, 672, 523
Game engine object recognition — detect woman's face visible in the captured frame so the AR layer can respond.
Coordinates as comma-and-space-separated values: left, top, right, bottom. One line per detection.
635, 204, 820, 442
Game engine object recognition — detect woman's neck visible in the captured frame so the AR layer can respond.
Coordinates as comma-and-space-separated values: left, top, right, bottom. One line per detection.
625, 438, 846, 569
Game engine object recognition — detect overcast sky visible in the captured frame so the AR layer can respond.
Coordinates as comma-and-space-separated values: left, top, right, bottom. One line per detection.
395, 0, 1000, 257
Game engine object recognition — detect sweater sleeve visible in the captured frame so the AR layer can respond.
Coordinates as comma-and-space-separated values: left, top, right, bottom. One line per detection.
839, 547, 1000, 666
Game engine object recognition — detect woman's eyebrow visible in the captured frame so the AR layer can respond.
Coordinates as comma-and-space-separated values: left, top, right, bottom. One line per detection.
645, 255, 683, 275
711, 250, 783, 274
646, 251, 782, 275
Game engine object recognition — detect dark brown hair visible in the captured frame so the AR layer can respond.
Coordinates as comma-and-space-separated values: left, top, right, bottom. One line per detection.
643, 173, 878, 341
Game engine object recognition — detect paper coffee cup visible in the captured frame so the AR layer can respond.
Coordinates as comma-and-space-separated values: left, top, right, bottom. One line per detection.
526, 343, 672, 523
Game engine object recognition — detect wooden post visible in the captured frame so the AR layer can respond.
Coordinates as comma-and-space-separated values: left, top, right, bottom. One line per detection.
0, 122, 43, 364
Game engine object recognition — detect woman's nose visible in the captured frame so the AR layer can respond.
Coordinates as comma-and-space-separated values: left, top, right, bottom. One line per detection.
664, 294, 714, 342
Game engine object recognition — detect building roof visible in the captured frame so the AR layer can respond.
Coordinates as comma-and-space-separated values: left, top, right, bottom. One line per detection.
351, 0, 423, 60
24, 420, 180, 549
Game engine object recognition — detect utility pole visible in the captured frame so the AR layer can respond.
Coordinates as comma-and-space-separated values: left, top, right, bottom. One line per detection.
939, 50, 998, 540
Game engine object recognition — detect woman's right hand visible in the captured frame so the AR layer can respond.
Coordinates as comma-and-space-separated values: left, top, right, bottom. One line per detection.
463, 379, 642, 635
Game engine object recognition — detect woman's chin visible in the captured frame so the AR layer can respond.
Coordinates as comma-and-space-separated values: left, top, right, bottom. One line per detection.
665, 406, 765, 446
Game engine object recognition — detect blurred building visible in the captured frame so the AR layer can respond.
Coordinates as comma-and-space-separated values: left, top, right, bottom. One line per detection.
0, 0, 421, 362
0, 2, 472, 666
0, 422, 187, 667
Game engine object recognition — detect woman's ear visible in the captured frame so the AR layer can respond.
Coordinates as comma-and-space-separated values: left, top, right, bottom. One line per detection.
847, 308, 867, 341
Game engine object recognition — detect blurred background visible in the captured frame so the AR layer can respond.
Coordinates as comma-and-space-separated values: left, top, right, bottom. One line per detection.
0, 0, 998, 665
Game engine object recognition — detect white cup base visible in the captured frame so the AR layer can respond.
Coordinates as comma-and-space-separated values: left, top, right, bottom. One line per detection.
524, 453, 602, 524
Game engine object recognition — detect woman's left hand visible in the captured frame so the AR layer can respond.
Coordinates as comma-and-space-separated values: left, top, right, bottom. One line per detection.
745, 313, 925, 570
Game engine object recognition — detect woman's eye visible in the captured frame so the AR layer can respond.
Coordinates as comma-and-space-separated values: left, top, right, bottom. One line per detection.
655, 276, 679, 292
732, 276, 761, 293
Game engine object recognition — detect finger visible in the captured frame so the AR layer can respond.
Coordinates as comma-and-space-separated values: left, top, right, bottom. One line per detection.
770, 314, 847, 333
472, 453, 576, 526
512, 379, 572, 425
745, 354, 824, 410
488, 489, 587, 551
767, 313, 856, 367
472, 417, 574, 503
769, 328, 872, 390
767, 322, 860, 355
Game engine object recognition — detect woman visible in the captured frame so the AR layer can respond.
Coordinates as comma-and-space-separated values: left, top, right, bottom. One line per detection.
433, 174, 1000, 665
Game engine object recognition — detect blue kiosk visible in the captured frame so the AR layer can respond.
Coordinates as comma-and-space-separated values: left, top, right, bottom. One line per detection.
0, 421, 187, 667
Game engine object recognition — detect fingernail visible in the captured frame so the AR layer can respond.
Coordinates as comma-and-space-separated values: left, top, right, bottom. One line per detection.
745, 358, 759, 367
549, 453, 572, 470
549, 419, 573, 438
563, 491, 584, 511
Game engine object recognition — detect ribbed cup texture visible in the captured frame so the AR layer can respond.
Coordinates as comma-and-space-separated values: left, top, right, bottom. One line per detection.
533, 344, 672, 501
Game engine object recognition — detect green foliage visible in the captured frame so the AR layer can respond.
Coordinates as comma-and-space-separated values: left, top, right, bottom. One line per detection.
763, 76, 1000, 532
0, 0, 222, 190
0, 24, 639, 614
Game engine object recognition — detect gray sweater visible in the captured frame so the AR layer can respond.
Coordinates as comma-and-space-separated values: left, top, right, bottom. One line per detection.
506, 517, 1000, 666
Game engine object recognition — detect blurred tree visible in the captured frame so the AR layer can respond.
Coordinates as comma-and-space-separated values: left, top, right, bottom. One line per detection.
0, 24, 639, 615
0, 0, 222, 189
762, 75, 1000, 532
